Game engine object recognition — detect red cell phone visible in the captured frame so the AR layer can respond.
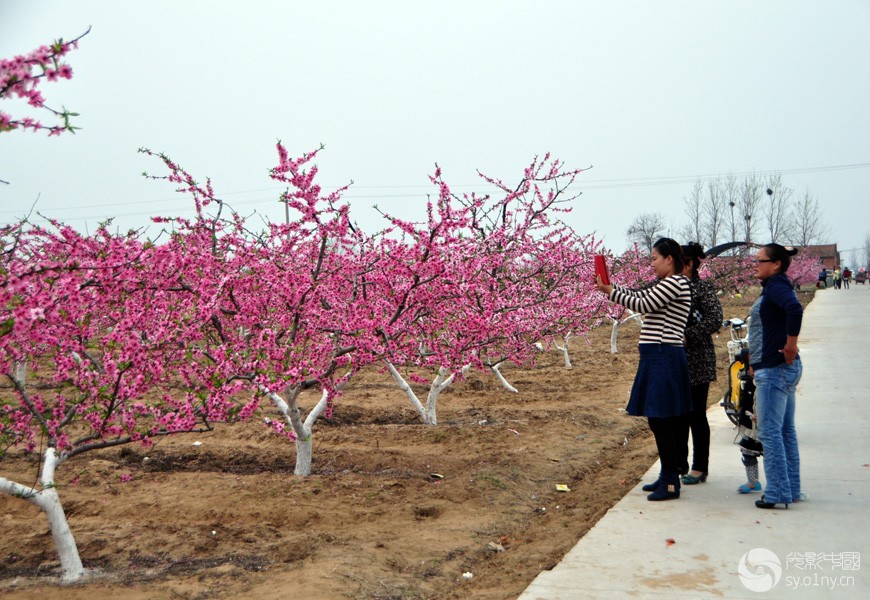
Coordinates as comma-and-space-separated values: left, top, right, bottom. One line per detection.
594, 255, 610, 286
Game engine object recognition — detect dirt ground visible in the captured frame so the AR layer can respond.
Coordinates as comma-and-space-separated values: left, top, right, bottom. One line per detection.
0, 290, 813, 599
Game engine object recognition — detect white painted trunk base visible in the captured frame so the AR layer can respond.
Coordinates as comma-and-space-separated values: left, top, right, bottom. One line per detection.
385, 361, 470, 425
610, 312, 643, 354
0, 448, 84, 582
263, 386, 330, 476
553, 333, 573, 368
489, 362, 518, 393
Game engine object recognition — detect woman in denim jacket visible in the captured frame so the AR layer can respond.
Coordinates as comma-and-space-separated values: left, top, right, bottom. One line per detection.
747, 243, 803, 509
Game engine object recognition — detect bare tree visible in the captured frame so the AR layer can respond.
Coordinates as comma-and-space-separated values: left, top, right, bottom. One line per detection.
722, 174, 740, 245
682, 172, 761, 250
789, 189, 830, 246
703, 178, 726, 247
679, 177, 727, 248
739, 174, 763, 247
761, 174, 794, 243
680, 180, 705, 245
680, 171, 829, 254
626, 212, 667, 252
864, 233, 870, 269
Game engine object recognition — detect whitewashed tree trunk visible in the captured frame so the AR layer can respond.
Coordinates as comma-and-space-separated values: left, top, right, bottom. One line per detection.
610, 312, 643, 354
385, 361, 470, 425
13, 360, 27, 386
263, 386, 330, 476
609, 320, 620, 354
0, 448, 84, 582
553, 333, 573, 368
385, 360, 428, 423
489, 361, 518, 393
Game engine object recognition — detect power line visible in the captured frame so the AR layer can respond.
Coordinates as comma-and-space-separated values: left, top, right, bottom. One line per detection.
2, 161, 868, 221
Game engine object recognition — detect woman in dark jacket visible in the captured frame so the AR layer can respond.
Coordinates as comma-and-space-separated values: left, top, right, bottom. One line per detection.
748, 243, 803, 509
677, 243, 723, 485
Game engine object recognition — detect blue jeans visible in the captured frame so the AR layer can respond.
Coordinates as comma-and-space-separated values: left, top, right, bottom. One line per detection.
754, 359, 803, 504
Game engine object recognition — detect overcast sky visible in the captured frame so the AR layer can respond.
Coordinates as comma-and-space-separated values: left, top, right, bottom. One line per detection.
2, 1, 869, 261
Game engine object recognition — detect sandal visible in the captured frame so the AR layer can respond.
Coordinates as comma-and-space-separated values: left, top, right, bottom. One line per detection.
737, 482, 762, 494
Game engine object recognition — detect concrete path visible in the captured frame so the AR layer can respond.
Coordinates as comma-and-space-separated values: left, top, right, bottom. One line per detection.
519, 286, 870, 599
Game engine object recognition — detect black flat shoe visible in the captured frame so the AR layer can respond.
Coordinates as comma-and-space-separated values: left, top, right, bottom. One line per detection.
642, 477, 662, 492
755, 495, 789, 509
648, 483, 680, 501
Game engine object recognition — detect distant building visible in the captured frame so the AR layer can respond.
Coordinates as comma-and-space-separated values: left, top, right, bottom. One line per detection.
798, 243, 840, 269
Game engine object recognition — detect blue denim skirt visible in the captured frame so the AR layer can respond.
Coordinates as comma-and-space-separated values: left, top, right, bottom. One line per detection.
626, 344, 692, 418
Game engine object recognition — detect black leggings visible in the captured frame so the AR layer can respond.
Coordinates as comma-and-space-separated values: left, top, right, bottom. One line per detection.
676, 382, 711, 473
648, 416, 684, 476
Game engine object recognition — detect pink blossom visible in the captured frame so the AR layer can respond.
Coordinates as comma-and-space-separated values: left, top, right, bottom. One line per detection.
0, 29, 87, 135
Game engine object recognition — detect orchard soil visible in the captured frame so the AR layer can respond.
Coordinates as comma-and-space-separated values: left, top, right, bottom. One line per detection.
0, 291, 813, 599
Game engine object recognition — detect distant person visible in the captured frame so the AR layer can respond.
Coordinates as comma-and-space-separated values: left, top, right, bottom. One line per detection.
843, 267, 852, 289
833, 266, 842, 289
817, 268, 827, 289
676, 243, 723, 486
596, 238, 692, 501
748, 243, 803, 509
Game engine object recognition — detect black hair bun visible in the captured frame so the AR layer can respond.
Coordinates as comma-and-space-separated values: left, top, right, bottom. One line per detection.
785, 246, 798, 257
682, 241, 707, 260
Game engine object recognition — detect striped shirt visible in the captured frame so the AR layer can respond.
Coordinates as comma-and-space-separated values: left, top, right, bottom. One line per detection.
609, 275, 691, 346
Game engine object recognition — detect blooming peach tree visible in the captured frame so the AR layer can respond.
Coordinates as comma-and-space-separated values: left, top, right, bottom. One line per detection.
0, 220, 222, 582
371, 155, 599, 422
139, 144, 374, 476
699, 253, 758, 294
363, 164, 482, 424
1, 136, 621, 581
447, 155, 597, 388
787, 251, 822, 290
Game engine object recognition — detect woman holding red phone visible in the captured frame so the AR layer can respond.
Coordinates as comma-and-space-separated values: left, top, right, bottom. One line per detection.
596, 238, 692, 501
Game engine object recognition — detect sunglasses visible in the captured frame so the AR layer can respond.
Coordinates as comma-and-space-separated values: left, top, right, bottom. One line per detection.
754, 259, 774, 264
